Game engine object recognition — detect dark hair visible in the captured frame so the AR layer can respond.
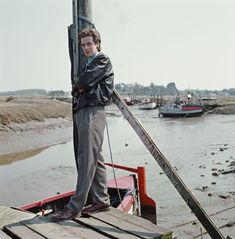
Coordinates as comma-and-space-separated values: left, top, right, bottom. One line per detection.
79, 28, 101, 51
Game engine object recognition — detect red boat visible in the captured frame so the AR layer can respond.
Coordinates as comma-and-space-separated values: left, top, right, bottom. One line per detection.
159, 103, 204, 117
159, 93, 204, 117
19, 163, 157, 224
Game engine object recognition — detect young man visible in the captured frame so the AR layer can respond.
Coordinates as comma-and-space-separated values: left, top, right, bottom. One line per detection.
50, 28, 114, 222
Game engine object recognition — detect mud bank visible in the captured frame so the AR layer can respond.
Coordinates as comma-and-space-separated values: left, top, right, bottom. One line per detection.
0, 117, 73, 164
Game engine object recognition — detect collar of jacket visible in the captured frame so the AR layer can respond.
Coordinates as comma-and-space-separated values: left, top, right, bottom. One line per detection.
87, 52, 100, 65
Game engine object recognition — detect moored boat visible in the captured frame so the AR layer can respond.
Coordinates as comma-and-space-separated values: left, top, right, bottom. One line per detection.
159, 103, 204, 117
19, 163, 157, 224
138, 99, 157, 110
159, 93, 204, 117
123, 96, 135, 105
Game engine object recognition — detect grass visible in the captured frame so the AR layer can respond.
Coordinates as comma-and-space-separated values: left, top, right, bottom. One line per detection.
0, 97, 72, 125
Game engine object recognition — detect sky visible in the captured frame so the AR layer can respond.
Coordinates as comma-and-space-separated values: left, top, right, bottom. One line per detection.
0, 0, 235, 92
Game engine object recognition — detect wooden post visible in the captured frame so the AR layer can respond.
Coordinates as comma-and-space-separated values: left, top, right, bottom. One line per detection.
77, 0, 92, 74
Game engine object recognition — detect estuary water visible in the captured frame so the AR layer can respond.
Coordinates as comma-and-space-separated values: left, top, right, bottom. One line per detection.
0, 104, 234, 237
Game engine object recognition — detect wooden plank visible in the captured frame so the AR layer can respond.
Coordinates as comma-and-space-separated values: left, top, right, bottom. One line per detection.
0, 230, 12, 239
107, 208, 170, 235
76, 216, 140, 239
86, 208, 172, 239
0, 206, 35, 229
4, 222, 46, 239
21, 216, 109, 239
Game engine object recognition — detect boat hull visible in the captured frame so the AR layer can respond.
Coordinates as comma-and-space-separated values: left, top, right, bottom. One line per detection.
160, 105, 204, 117
139, 102, 157, 110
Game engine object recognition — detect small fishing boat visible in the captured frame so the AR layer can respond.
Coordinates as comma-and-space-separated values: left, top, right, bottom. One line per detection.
159, 103, 204, 117
19, 163, 157, 224
159, 93, 204, 117
123, 97, 135, 106
138, 99, 157, 110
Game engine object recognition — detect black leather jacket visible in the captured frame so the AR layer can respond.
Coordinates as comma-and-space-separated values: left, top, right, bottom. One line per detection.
73, 52, 114, 111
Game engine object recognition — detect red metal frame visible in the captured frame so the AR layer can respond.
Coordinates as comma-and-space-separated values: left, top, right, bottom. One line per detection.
105, 163, 156, 208
20, 191, 75, 211
116, 195, 134, 213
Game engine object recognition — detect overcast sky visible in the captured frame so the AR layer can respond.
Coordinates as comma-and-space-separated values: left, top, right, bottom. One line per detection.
0, 0, 234, 92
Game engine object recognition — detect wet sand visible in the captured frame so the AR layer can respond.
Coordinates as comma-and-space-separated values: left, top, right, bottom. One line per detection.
0, 118, 72, 162
0, 96, 73, 161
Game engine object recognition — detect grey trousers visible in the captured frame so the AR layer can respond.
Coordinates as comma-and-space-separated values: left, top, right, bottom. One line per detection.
67, 105, 110, 213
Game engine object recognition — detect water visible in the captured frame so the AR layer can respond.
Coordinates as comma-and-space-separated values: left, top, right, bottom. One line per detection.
0, 105, 234, 235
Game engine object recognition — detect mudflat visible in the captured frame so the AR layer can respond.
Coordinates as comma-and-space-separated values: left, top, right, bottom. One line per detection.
0, 96, 73, 161
0, 95, 235, 159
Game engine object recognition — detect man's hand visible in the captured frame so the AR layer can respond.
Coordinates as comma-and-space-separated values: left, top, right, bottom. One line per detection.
71, 86, 78, 97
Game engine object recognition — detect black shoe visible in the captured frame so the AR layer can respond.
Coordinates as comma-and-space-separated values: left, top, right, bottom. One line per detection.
50, 207, 78, 222
81, 203, 110, 214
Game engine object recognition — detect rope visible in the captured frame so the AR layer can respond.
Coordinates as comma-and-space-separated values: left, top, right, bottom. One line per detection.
169, 204, 235, 230
105, 121, 125, 212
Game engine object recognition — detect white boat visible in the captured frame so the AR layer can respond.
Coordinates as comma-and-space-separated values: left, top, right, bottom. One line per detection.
138, 99, 157, 110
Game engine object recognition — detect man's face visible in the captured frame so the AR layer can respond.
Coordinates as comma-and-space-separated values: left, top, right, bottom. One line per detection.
81, 36, 99, 57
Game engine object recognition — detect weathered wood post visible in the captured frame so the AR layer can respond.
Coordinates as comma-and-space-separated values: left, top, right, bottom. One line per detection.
73, 0, 92, 77
69, 0, 92, 169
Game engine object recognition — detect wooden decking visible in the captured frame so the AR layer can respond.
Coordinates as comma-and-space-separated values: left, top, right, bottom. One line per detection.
0, 206, 172, 239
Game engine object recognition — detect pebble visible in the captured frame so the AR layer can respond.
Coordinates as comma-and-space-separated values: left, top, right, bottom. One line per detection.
195, 186, 208, 192
211, 182, 216, 185
208, 193, 213, 197
218, 194, 229, 199
228, 160, 235, 167
226, 220, 235, 227
212, 172, 219, 176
